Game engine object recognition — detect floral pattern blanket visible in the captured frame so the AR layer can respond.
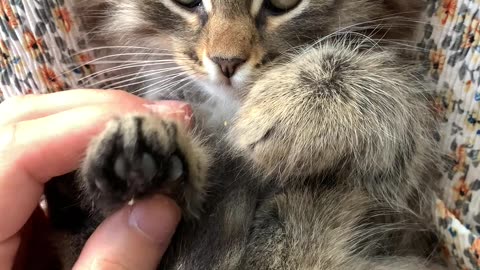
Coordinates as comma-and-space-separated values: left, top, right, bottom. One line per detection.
0, 0, 479, 269
0, 0, 93, 101
419, 0, 480, 268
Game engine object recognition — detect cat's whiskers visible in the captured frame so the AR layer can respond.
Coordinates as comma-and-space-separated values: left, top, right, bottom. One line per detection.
80, 62, 168, 86
130, 71, 191, 95
151, 72, 197, 96
74, 45, 176, 55
346, 11, 443, 27
55, 48, 184, 85
89, 65, 183, 87
144, 74, 193, 96
143, 77, 196, 100
298, 14, 432, 54
101, 66, 185, 90
82, 60, 175, 65
83, 61, 181, 86
110, 71, 187, 93
79, 57, 183, 83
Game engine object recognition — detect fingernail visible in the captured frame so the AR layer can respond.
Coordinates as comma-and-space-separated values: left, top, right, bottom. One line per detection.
144, 101, 193, 126
128, 196, 181, 244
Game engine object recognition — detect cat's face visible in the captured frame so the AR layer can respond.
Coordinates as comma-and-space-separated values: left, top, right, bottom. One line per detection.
83, 0, 423, 98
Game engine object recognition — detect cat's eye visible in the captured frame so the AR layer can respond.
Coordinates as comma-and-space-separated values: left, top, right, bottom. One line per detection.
174, 0, 202, 9
264, 0, 301, 14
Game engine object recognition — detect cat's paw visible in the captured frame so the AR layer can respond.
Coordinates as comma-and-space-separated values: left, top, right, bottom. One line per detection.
229, 45, 403, 180
79, 114, 209, 218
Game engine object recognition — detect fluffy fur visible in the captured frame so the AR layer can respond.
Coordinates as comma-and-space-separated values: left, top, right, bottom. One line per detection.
45, 0, 445, 269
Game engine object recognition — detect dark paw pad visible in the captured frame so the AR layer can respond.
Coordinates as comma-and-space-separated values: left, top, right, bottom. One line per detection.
81, 115, 187, 211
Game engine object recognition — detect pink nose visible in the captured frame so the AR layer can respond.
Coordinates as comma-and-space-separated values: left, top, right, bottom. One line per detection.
211, 57, 246, 78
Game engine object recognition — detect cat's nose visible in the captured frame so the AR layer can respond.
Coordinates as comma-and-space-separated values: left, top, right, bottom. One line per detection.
211, 57, 246, 78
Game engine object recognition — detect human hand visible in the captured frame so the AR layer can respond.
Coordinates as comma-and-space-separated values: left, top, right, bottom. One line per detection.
0, 90, 191, 269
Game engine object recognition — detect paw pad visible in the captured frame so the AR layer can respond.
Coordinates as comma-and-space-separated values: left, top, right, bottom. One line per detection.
113, 153, 158, 183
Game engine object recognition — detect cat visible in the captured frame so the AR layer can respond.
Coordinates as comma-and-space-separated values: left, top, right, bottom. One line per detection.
44, 0, 445, 269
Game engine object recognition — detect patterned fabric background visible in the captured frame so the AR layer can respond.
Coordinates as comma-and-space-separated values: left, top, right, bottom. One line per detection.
1, 0, 480, 269
0, 0, 94, 102
419, 0, 480, 268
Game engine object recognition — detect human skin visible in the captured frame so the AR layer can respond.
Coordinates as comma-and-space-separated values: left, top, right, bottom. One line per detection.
0, 90, 191, 270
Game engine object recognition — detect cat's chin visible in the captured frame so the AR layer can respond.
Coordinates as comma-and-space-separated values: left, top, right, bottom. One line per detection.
197, 79, 245, 101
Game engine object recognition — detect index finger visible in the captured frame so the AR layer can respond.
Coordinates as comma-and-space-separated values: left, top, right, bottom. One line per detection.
0, 100, 190, 269
0, 90, 146, 126
0, 104, 149, 241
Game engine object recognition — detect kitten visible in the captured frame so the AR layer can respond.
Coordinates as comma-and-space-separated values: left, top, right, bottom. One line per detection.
45, 0, 444, 269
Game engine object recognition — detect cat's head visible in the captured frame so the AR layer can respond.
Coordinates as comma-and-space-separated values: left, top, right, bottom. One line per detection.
79, 0, 424, 98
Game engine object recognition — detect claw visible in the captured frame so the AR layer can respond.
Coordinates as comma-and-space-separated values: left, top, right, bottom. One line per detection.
114, 155, 128, 180
167, 155, 184, 182
141, 153, 157, 181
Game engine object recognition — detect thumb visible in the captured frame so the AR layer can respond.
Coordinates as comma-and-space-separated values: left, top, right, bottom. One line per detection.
73, 196, 180, 270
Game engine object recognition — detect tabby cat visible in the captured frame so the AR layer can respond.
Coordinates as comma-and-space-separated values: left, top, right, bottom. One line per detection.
45, 0, 444, 269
